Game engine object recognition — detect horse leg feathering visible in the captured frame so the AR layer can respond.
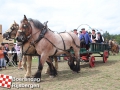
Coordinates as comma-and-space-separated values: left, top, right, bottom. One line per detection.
46, 58, 57, 77
45, 57, 58, 74
70, 46, 80, 72
68, 55, 80, 73
33, 62, 43, 82
33, 54, 48, 82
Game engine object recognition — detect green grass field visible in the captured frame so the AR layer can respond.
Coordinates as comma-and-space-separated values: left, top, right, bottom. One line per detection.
0, 53, 120, 90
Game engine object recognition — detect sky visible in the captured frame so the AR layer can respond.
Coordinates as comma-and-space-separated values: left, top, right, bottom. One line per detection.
0, 0, 120, 35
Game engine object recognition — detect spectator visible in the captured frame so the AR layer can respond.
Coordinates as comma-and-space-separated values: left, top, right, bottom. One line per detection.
15, 43, 22, 70
1, 43, 9, 64
1, 43, 5, 50
79, 28, 92, 50
11, 43, 18, 65
0, 46, 6, 70
57, 56, 61, 62
4, 43, 9, 51
96, 32, 104, 43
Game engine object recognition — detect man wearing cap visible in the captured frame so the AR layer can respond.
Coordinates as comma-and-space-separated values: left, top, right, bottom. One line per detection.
79, 28, 92, 50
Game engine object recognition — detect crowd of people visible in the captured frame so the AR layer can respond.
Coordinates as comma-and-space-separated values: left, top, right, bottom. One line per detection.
0, 43, 22, 70
58, 28, 105, 61
57, 28, 105, 61
73, 28, 104, 50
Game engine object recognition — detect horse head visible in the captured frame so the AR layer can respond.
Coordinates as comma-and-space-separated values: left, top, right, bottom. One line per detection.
16, 15, 32, 43
16, 15, 48, 43
108, 40, 112, 48
3, 21, 19, 40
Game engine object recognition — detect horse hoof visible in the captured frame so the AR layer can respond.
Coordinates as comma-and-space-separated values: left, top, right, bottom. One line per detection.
34, 78, 41, 83
34, 71, 40, 77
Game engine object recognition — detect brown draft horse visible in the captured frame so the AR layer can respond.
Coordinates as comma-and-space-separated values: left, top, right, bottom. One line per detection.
3, 21, 19, 39
16, 15, 80, 81
3, 21, 58, 78
108, 40, 119, 55
3, 21, 33, 77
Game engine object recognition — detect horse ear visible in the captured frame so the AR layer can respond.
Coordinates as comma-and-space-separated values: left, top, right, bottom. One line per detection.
44, 21, 48, 28
24, 15, 28, 21
14, 20, 16, 24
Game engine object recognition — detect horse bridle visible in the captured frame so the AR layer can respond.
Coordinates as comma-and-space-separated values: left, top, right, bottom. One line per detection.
16, 21, 48, 55
22, 21, 32, 40
17, 21, 48, 44
5, 24, 18, 39
16, 21, 32, 43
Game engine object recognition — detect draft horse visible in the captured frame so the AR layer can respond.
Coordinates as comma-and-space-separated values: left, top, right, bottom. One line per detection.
3, 21, 58, 78
16, 15, 80, 81
109, 40, 119, 55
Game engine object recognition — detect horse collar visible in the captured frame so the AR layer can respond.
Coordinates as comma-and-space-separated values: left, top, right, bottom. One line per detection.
34, 27, 48, 43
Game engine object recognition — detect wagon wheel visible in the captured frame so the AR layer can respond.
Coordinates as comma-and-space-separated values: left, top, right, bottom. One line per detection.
103, 50, 108, 63
89, 56, 95, 67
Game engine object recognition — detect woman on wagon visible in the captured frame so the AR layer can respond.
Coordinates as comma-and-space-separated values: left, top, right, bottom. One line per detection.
96, 32, 104, 44
90, 29, 97, 43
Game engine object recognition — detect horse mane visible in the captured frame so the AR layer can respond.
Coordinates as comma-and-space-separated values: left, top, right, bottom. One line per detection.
28, 18, 44, 30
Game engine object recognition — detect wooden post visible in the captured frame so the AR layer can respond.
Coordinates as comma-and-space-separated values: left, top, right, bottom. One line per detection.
0, 25, 3, 43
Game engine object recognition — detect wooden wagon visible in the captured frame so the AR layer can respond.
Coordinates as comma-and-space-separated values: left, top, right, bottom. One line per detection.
70, 43, 109, 67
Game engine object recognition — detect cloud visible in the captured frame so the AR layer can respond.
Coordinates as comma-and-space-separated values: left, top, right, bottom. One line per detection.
0, 0, 120, 34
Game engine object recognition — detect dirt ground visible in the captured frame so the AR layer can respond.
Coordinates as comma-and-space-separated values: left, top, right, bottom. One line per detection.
0, 53, 120, 90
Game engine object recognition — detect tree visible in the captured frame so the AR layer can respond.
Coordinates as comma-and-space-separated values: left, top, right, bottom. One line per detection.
103, 31, 120, 44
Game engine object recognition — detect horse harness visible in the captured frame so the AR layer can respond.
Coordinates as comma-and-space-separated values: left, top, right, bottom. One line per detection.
5, 28, 17, 39
22, 22, 80, 56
